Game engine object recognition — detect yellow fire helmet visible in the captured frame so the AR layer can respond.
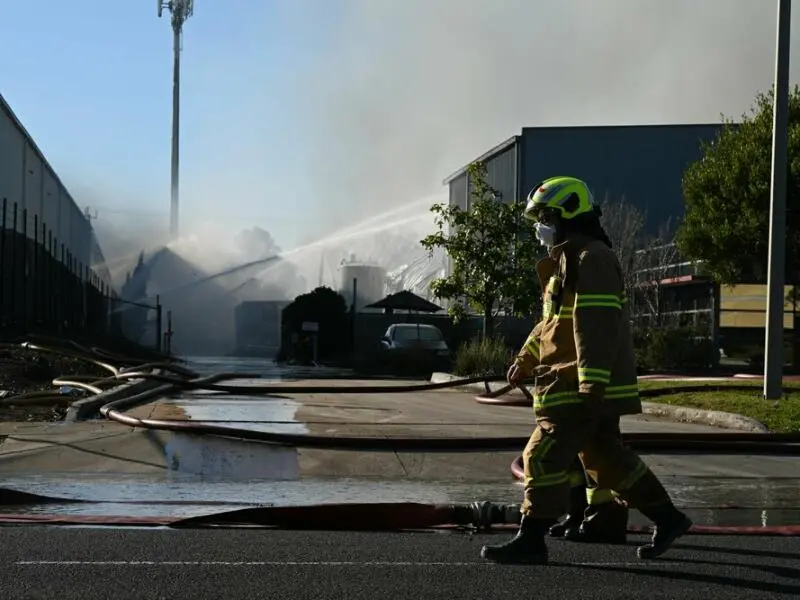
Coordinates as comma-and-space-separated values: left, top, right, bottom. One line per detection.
523, 176, 595, 222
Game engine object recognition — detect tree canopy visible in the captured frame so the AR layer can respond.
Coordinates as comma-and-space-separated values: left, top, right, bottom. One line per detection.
420, 161, 543, 338
677, 86, 800, 284
280, 286, 349, 362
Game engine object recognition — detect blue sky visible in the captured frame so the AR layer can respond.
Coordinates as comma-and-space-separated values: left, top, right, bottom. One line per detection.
4, 1, 800, 257
1, 1, 347, 248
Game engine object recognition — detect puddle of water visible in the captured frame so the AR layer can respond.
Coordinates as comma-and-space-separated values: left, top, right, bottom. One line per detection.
660, 476, 800, 510
182, 356, 353, 380
627, 507, 800, 529
2, 474, 799, 519
0, 474, 522, 517
155, 396, 309, 479
167, 398, 310, 435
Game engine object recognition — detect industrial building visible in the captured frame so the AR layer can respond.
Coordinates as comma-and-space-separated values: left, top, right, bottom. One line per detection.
443, 123, 726, 235
234, 300, 290, 357
1, 93, 113, 336
440, 123, 800, 367
0, 93, 106, 275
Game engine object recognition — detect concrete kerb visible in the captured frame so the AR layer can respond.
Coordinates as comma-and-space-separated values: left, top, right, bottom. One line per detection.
429, 372, 770, 434
65, 376, 168, 422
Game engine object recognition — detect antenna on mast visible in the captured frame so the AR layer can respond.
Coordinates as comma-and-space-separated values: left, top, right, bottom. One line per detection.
84, 206, 98, 225
157, 0, 194, 240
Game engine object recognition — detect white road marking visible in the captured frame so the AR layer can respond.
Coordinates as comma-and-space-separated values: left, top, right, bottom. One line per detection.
14, 560, 649, 567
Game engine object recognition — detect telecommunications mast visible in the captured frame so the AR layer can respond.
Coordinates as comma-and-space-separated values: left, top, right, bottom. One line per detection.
157, 0, 194, 239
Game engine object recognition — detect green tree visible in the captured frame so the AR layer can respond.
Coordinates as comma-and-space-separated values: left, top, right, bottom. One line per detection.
279, 286, 349, 363
677, 86, 800, 284
420, 161, 543, 339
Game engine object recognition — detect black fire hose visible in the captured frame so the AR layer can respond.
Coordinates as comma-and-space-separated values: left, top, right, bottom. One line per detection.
2, 336, 800, 537
92, 368, 800, 453
8, 337, 800, 454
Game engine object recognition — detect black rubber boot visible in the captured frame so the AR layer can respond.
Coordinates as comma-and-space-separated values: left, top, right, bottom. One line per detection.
480, 515, 552, 564
574, 501, 629, 545
636, 502, 693, 559
548, 484, 587, 540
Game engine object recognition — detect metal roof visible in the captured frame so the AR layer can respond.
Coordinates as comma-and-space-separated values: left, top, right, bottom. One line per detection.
0, 92, 77, 206
441, 135, 520, 185
441, 122, 735, 187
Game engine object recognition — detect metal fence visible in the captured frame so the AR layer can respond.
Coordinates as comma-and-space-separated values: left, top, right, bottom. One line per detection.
0, 93, 132, 341
0, 197, 121, 338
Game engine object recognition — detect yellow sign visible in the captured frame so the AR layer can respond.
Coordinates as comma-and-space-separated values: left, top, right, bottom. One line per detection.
719, 284, 796, 329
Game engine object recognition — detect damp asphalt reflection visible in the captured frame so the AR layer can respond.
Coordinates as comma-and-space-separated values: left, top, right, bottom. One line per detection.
1, 473, 799, 528
2, 358, 797, 530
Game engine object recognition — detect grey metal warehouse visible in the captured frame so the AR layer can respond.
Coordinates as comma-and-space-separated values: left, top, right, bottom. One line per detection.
442, 123, 726, 235
1, 92, 114, 335
0, 93, 106, 273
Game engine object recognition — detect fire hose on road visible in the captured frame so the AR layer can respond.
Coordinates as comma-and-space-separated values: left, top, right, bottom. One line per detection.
1, 335, 799, 535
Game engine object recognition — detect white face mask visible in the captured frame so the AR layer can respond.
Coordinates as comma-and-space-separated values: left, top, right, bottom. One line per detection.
534, 222, 557, 248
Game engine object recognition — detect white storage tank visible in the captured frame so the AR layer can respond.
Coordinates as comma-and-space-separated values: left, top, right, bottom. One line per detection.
338, 255, 386, 311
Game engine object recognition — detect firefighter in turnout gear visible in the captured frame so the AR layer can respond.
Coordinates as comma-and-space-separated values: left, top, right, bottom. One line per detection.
513, 336, 628, 544
480, 176, 692, 564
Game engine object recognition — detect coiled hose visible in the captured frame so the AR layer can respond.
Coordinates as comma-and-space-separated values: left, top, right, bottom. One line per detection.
1, 336, 799, 535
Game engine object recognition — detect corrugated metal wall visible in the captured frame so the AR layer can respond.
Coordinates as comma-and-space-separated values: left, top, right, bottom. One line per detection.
0, 94, 116, 337
466, 143, 519, 207
0, 94, 102, 276
445, 137, 521, 210
449, 173, 468, 210
517, 124, 723, 234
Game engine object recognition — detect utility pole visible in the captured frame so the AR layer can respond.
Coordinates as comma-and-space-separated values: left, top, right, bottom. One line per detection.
764, 0, 791, 400
158, 0, 194, 240
84, 206, 98, 225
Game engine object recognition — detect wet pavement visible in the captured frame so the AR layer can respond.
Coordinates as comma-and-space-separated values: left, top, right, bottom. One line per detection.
1, 359, 798, 532
1, 473, 799, 529
182, 356, 353, 380
2, 528, 799, 599
165, 397, 310, 434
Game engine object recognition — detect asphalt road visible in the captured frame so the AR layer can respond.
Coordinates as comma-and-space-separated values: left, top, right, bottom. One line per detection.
1, 528, 798, 599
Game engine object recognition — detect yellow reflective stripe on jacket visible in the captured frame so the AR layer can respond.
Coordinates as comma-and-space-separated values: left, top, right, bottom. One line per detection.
604, 384, 639, 400
557, 306, 573, 320
574, 293, 622, 309
533, 390, 585, 410
534, 384, 638, 410
578, 367, 611, 385
523, 335, 540, 359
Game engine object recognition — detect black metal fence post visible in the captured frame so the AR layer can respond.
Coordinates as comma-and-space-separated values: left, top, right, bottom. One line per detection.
0, 198, 6, 326
10, 203, 17, 333
21, 208, 27, 332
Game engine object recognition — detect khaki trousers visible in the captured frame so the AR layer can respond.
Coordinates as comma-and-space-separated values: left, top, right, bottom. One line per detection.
521, 413, 671, 518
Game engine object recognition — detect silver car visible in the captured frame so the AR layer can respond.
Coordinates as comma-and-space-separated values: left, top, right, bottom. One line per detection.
380, 323, 451, 359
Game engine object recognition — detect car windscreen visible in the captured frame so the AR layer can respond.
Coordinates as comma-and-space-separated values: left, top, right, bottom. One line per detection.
393, 326, 442, 342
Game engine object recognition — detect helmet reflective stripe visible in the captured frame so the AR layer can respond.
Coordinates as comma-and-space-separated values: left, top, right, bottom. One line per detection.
536, 183, 567, 204
523, 176, 595, 221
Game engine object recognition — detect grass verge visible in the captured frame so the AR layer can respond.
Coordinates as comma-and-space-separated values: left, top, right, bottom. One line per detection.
639, 380, 800, 433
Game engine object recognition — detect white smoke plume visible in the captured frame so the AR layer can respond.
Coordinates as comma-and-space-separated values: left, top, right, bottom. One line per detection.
87, 0, 800, 354
291, 0, 800, 233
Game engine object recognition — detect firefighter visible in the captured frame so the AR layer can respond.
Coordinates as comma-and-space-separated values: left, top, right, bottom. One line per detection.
480, 176, 692, 564
517, 333, 628, 544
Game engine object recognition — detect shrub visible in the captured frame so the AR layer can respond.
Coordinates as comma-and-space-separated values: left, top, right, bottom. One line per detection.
453, 337, 513, 376
634, 325, 717, 372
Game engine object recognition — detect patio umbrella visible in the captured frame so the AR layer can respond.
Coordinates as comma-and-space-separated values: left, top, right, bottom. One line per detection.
365, 291, 443, 315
